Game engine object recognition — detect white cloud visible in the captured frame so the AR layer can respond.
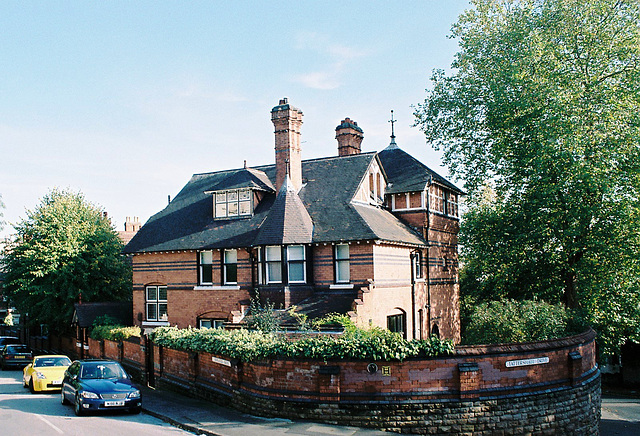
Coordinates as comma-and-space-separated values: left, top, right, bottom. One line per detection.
292, 32, 368, 90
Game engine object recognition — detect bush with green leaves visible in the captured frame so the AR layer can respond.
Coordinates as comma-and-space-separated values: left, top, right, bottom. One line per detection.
149, 325, 454, 362
90, 325, 141, 341
462, 299, 585, 345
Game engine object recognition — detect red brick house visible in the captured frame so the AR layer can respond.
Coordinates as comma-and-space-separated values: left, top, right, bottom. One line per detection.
124, 99, 463, 342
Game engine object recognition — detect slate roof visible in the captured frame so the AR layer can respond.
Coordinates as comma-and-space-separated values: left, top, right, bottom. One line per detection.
124, 149, 456, 254
254, 175, 314, 245
72, 302, 133, 328
378, 144, 465, 195
204, 167, 275, 193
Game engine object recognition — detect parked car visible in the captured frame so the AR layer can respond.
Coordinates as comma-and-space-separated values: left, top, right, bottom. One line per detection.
0, 344, 33, 370
23, 355, 72, 393
61, 359, 142, 416
0, 336, 21, 347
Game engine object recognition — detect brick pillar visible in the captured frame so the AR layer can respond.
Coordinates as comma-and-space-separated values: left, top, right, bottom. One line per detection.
458, 362, 480, 399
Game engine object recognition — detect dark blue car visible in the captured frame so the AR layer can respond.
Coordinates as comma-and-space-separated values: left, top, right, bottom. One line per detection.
61, 359, 141, 416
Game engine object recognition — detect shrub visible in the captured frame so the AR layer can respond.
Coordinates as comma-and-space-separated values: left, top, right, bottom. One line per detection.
149, 325, 454, 362
462, 299, 584, 345
90, 325, 141, 341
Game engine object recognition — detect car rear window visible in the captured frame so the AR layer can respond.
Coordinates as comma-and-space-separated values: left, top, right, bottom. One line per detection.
7, 345, 30, 353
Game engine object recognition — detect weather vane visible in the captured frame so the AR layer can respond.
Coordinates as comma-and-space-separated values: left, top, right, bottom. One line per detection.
388, 110, 397, 147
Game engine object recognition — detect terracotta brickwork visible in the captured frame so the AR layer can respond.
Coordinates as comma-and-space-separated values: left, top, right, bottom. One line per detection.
79, 329, 599, 434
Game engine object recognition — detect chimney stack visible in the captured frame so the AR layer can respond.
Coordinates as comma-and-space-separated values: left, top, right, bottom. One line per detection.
335, 118, 364, 156
271, 98, 304, 192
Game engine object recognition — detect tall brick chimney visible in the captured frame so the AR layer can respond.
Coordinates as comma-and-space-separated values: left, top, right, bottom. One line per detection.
335, 118, 364, 156
271, 98, 304, 192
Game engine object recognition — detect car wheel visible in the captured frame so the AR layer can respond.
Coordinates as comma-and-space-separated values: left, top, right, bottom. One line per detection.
74, 395, 84, 416
23, 376, 28, 388
129, 406, 141, 414
29, 378, 36, 394
60, 389, 69, 405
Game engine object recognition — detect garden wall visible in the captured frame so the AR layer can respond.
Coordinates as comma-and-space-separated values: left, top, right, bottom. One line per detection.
77, 329, 601, 435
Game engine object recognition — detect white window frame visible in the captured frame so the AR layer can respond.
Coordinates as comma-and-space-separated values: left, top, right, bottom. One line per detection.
200, 251, 214, 285
335, 244, 350, 284
223, 249, 238, 285
265, 246, 282, 284
287, 245, 306, 284
146, 285, 168, 322
214, 189, 252, 219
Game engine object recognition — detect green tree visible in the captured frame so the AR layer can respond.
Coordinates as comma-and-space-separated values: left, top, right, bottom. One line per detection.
415, 0, 640, 354
1, 189, 131, 334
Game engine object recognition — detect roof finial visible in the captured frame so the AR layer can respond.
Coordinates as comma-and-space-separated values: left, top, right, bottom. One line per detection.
388, 110, 398, 148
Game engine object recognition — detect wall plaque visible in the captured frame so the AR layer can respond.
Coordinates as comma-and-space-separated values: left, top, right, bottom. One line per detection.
505, 357, 549, 368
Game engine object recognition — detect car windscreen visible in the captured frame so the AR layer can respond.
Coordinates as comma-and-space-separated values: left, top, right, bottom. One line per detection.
80, 362, 127, 379
35, 357, 72, 367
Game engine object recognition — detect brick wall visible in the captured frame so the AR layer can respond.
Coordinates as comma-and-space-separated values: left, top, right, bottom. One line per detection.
55, 329, 600, 434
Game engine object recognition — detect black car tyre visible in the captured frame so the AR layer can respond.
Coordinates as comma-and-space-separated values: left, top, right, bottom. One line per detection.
129, 406, 141, 414
29, 378, 36, 394
60, 389, 69, 405
23, 376, 28, 388
74, 395, 84, 416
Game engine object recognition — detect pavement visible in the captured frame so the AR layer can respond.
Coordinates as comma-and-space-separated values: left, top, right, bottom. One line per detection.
139, 384, 384, 436
139, 382, 640, 436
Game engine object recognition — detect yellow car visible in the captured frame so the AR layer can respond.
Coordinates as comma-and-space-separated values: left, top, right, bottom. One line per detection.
23, 355, 72, 393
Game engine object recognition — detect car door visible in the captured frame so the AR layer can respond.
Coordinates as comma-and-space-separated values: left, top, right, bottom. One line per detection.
62, 362, 80, 400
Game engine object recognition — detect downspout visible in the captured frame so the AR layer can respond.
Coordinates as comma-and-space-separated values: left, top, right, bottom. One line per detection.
410, 250, 417, 340
425, 177, 432, 337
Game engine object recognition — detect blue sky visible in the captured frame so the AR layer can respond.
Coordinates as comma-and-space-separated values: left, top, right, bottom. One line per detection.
1, 1, 471, 238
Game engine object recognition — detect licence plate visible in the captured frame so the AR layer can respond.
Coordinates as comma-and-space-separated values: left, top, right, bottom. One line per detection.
105, 400, 125, 407
51, 380, 62, 386
15, 356, 26, 359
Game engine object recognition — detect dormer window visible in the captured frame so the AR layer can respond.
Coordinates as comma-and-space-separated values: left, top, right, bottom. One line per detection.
214, 189, 252, 219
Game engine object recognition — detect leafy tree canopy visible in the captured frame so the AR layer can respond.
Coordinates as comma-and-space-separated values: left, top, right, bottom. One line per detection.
415, 0, 640, 355
1, 189, 131, 334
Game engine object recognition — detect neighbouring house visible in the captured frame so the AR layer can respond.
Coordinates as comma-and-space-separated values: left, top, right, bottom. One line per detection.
124, 99, 464, 341
118, 216, 142, 246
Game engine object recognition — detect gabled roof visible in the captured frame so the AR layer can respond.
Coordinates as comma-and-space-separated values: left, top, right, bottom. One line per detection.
204, 167, 275, 193
254, 175, 313, 245
124, 152, 429, 254
378, 144, 465, 195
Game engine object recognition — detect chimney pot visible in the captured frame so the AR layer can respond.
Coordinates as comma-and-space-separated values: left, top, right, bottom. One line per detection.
336, 117, 364, 156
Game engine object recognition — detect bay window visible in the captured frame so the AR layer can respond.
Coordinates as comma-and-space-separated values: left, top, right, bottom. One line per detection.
287, 245, 306, 283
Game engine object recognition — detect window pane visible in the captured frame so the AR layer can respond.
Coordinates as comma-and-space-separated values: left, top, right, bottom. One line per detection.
228, 201, 239, 216
200, 319, 212, 329
267, 262, 282, 283
215, 202, 227, 217
266, 246, 281, 261
146, 286, 157, 302
146, 303, 157, 321
158, 286, 168, 301
158, 304, 168, 320
216, 192, 226, 203
288, 262, 305, 282
287, 245, 305, 260
201, 251, 213, 264
239, 190, 250, 201
336, 260, 350, 282
225, 264, 237, 284
336, 244, 349, 260
227, 191, 238, 201
213, 320, 225, 329
201, 265, 213, 284
239, 200, 251, 215
224, 249, 237, 263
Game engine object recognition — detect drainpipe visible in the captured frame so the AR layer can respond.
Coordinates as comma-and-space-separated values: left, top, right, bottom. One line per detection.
425, 177, 432, 337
